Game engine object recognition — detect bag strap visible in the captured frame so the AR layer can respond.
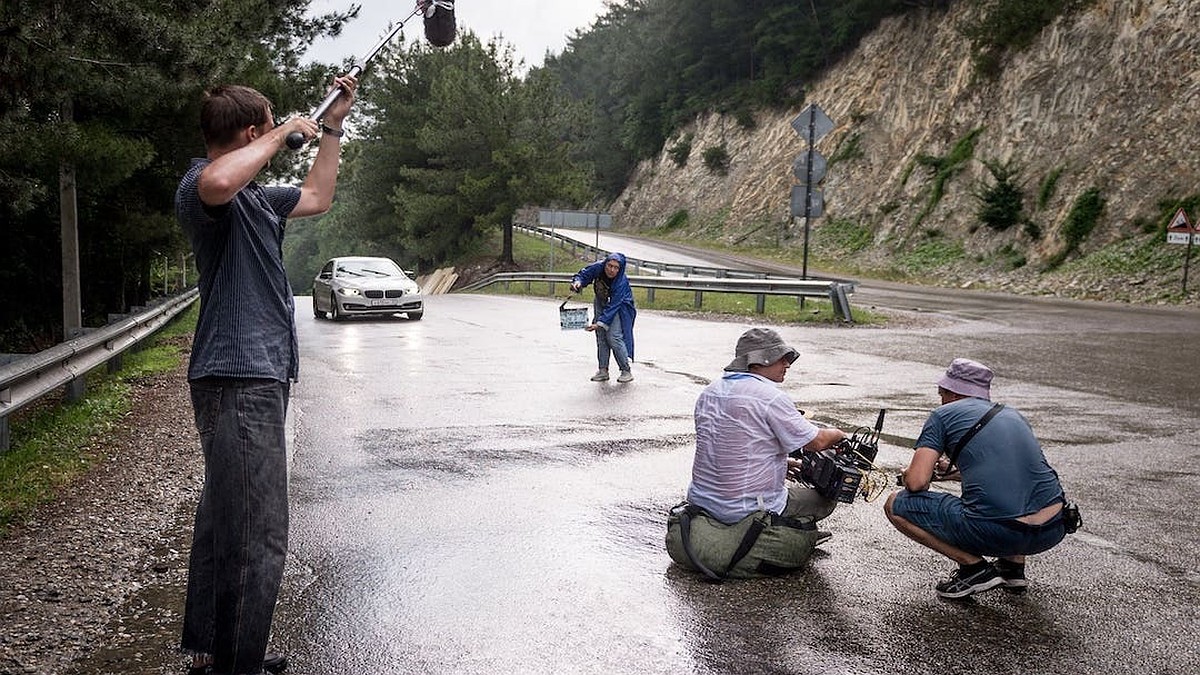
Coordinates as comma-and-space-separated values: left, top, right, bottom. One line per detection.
678, 506, 725, 582
944, 403, 1004, 471
677, 504, 769, 584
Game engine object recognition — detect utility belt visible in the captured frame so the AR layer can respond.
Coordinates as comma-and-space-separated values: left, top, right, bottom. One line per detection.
664, 501, 820, 582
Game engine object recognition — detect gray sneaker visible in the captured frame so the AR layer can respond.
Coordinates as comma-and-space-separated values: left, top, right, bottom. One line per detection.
617, 370, 634, 383
590, 370, 610, 382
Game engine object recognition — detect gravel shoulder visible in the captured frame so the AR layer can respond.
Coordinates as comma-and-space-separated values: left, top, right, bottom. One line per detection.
0, 345, 202, 675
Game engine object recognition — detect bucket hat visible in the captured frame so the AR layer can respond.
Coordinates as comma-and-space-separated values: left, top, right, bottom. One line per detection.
724, 328, 799, 372
937, 358, 993, 400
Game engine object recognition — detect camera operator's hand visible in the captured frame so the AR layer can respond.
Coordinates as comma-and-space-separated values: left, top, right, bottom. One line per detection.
570, 280, 581, 293
932, 456, 961, 482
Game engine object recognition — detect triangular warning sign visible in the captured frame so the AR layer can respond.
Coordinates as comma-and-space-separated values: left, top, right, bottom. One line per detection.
1167, 207, 1191, 231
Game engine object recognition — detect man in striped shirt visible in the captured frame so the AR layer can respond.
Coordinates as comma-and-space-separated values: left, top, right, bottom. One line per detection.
174, 74, 356, 675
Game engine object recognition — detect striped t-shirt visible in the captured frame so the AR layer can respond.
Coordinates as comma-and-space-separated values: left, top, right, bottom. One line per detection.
175, 158, 301, 382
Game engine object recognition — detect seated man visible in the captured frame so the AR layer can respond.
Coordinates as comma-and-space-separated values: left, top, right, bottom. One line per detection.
667, 328, 847, 580
884, 358, 1069, 599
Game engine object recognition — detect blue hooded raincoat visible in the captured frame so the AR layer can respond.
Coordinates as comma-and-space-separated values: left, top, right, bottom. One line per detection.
572, 252, 637, 360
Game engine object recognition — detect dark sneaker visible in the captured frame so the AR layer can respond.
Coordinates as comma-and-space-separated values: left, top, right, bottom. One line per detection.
262, 653, 288, 673
935, 562, 1004, 599
994, 559, 1028, 594
187, 653, 287, 675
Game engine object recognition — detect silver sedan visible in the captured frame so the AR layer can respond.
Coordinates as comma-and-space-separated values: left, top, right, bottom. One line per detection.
311, 256, 424, 321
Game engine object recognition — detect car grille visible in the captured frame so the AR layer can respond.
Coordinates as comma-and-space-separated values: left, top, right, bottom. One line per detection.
363, 289, 407, 299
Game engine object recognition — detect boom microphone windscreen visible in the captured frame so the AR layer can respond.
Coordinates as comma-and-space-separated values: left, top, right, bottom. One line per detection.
424, 0, 456, 47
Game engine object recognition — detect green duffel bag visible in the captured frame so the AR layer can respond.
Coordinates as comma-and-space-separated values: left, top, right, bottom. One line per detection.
665, 501, 820, 581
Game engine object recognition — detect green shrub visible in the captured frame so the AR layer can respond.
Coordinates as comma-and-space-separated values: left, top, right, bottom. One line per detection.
663, 209, 689, 231
667, 133, 693, 167
734, 109, 757, 130
1062, 187, 1105, 249
1038, 166, 1063, 210
975, 158, 1025, 231
912, 128, 984, 226
1046, 186, 1105, 268
702, 145, 731, 175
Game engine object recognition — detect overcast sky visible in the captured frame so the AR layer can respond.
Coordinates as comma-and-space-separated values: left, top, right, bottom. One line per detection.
304, 0, 609, 71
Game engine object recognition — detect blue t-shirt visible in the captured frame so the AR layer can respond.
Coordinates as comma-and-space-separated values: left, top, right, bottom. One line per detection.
915, 397, 1063, 520
175, 159, 301, 382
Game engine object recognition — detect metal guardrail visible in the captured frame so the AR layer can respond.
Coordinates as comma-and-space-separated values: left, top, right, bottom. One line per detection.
0, 289, 199, 453
457, 272, 855, 323
515, 224, 794, 281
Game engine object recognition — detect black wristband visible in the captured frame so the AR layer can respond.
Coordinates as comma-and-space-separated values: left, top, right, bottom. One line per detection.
321, 123, 344, 138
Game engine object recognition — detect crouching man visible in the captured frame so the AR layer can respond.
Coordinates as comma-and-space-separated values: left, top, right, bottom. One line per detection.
885, 358, 1069, 599
666, 328, 846, 580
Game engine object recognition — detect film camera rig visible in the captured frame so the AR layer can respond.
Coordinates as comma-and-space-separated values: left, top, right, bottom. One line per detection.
788, 409, 889, 503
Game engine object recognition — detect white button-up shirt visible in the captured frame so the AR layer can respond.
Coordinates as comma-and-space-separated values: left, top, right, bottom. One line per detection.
686, 372, 818, 523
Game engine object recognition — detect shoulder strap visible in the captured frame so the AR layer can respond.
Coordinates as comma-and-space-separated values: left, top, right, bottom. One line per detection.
945, 403, 1005, 470
678, 505, 768, 584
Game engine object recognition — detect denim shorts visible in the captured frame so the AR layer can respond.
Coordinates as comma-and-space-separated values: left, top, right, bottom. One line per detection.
891, 490, 1065, 557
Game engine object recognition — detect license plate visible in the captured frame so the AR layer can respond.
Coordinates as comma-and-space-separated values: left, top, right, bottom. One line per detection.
369, 298, 391, 306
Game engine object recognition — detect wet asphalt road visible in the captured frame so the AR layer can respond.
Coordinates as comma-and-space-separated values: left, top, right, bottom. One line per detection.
274, 245, 1200, 675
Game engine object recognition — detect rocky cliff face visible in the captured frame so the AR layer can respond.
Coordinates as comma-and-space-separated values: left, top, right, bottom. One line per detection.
609, 0, 1199, 289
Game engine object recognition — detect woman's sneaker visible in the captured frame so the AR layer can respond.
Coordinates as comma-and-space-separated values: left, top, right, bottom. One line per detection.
994, 559, 1028, 594
935, 562, 1004, 599
590, 370, 610, 381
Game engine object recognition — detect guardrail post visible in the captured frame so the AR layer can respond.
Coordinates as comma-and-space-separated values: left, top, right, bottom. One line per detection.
647, 288, 656, 303
0, 377, 9, 452
830, 283, 854, 323
756, 294, 766, 313
693, 291, 703, 309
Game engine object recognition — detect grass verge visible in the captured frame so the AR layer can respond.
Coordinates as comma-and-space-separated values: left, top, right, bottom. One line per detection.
0, 302, 199, 536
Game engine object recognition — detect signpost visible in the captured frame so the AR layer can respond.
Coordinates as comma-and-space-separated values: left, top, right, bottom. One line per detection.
1165, 207, 1198, 293
790, 103, 834, 282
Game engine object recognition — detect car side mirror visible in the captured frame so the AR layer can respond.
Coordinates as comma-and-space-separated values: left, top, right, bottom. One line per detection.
319, 272, 332, 280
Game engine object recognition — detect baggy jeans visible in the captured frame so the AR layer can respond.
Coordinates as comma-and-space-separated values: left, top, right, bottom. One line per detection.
182, 378, 290, 675
593, 304, 631, 373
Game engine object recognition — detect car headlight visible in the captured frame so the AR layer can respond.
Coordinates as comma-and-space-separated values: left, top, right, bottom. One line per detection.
337, 287, 362, 297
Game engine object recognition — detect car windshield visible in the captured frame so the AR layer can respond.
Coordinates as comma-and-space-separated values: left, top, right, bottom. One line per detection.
335, 259, 404, 278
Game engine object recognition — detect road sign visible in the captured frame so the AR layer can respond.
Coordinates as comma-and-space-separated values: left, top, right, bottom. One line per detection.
792, 151, 827, 185
1168, 232, 1192, 245
790, 104, 834, 143
790, 185, 824, 218
1166, 207, 1191, 231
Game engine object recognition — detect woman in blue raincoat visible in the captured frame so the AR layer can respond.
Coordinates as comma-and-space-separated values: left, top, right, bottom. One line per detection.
571, 252, 637, 383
